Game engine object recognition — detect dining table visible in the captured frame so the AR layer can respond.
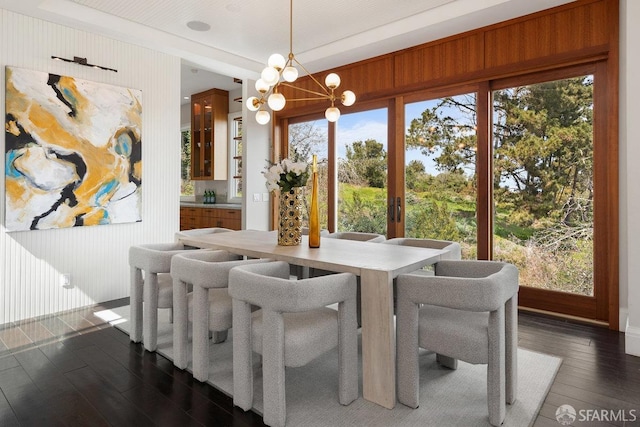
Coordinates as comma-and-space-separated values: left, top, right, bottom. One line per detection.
177, 229, 446, 409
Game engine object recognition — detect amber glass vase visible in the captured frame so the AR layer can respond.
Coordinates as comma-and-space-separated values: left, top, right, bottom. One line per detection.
309, 155, 320, 248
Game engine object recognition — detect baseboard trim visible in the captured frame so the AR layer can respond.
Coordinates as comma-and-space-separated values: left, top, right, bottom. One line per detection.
518, 306, 609, 327
625, 322, 640, 357
620, 307, 629, 333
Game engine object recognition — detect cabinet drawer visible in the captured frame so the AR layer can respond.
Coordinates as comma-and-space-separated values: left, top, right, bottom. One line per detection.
220, 209, 240, 219
202, 208, 218, 218
183, 207, 201, 217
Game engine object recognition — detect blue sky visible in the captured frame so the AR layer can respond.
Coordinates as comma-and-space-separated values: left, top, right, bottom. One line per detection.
336, 102, 443, 175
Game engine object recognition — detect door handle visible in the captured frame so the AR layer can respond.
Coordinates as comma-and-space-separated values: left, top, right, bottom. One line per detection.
397, 197, 401, 223
388, 197, 395, 222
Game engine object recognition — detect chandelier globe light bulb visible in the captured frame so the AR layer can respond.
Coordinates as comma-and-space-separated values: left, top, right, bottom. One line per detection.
282, 66, 298, 82
325, 73, 341, 89
261, 66, 280, 86
246, 96, 260, 111
268, 53, 286, 70
255, 79, 270, 93
256, 109, 271, 125
268, 92, 286, 111
325, 106, 340, 122
341, 90, 356, 107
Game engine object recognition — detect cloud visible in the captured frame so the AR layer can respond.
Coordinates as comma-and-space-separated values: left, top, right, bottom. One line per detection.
336, 119, 388, 158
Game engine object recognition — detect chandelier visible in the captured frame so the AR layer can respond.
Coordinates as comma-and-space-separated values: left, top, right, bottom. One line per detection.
246, 0, 356, 125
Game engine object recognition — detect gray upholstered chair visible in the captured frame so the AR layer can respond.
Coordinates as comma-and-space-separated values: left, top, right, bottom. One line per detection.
383, 237, 462, 311
383, 237, 461, 263
229, 261, 358, 427
289, 227, 330, 279
311, 231, 385, 326
325, 231, 386, 243
170, 249, 241, 370
129, 243, 202, 352
396, 260, 519, 426
174, 253, 271, 381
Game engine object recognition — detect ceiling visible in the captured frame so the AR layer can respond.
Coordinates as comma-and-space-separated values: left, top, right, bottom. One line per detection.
0, 0, 575, 104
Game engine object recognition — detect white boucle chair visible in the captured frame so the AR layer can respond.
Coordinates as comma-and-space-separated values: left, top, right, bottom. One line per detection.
170, 249, 239, 370
383, 237, 462, 312
289, 227, 330, 279
383, 237, 462, 262
128, 242, 204, 352
229, 261, 359, 427
171, 251, 270, 380
129, 243, 208, 351
396, 260, 519, 427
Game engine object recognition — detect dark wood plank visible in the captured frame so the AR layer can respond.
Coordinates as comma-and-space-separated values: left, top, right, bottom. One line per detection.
0, 365, 65, 426
121, 384, 205, 426
0, 355, 20, 372
3, 299, 638, 427
64, 365, 155, 427
37, 340, 88, 373
0, 385, 20, 427
74, 344, 143, 393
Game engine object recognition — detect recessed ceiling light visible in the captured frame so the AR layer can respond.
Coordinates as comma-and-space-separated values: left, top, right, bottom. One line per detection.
186, 21, 211, 32
184, 96, 190, 100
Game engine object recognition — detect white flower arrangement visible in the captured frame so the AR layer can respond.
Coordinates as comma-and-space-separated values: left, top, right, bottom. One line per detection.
263, 158, 310, 193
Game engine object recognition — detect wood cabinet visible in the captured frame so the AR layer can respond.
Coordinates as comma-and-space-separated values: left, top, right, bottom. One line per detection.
191, 88, 228, 180
180, 207, 241, 230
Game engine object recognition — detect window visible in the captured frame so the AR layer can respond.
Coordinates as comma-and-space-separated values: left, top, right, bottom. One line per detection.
180, 129, 193, 196
288, 118, 329, 229
404, 93, 477, 259
228, 112, 243, 202
492, 73, 595, 297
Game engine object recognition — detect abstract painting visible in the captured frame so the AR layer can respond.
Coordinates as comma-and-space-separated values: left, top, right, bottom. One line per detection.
5, 67, 142, 231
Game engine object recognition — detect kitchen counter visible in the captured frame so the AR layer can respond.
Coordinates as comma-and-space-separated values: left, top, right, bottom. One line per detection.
180, 202, 241, 209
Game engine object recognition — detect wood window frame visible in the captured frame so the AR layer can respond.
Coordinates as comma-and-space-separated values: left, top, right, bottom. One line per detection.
272, 0, 618, 328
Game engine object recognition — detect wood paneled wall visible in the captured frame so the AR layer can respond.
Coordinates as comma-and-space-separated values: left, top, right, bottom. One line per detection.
279, 0, 615, 118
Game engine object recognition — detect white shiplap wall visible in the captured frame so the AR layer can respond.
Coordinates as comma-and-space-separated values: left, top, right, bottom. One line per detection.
0, 9, 181, 324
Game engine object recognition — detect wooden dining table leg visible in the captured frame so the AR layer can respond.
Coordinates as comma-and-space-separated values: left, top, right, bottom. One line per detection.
360, 269, 396, 409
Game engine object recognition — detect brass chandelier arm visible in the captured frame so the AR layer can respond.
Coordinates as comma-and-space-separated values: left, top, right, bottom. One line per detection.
291, 57, 333, 97
278, 82, 333, 100
248, 0, 355, 124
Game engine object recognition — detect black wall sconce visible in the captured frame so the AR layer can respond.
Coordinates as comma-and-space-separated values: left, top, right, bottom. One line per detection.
51, 55, 118, 73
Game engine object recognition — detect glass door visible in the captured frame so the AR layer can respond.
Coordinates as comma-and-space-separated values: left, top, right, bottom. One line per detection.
492, 73, 598, 316
336, 108, 388, 235
404, 93, 478, 258
287, 119, 329, 230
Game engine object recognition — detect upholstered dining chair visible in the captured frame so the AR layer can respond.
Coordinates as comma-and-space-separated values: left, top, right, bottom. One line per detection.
171, 252, 271, 380
325, 231, 386, 243
289, 227, 330, 279
170, 249, 239, 370
383, 237, 462, 263
229, 261, 358, 427
129, 242, 204, 352
383, 237, 462, 312
396, 260, 519, 426
311, 231, 385, 326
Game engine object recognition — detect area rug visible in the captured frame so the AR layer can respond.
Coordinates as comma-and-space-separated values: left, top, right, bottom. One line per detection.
106, 306, 560, 427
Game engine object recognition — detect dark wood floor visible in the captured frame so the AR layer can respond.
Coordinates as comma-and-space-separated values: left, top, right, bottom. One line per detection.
0, 300, 638, 426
